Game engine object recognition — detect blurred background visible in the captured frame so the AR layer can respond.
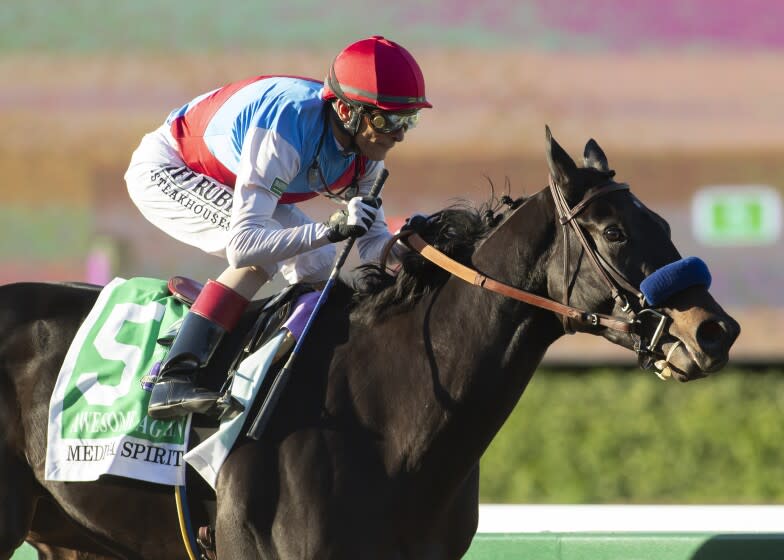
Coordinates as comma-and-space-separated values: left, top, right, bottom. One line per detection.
2, 0, 783, 508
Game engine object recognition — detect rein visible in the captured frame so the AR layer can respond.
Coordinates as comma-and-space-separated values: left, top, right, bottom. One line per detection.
403, 232, 634, 333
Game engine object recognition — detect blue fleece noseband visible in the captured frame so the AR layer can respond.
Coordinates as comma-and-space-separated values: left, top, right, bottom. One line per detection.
640, 257, 711, 306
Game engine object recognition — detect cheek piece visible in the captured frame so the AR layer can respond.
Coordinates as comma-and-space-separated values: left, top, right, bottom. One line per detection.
640, 256, 712, 306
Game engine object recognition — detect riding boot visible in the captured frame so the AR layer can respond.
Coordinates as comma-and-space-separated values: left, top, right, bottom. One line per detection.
148, 279, 249, 419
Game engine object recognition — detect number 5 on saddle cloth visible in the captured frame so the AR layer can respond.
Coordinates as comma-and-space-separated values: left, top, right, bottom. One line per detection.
45, 276, 318, 489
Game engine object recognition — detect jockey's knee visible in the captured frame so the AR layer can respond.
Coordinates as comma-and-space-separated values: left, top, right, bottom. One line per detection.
216, 266, 270, 300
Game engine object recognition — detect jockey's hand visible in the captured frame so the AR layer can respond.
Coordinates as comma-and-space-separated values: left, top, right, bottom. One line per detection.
399, 213, 430, 236
390, 213, 432, 262
325, 196, 380, 242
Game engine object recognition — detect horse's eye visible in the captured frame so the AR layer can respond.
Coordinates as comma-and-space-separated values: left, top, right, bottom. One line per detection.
603, 226, 626, 243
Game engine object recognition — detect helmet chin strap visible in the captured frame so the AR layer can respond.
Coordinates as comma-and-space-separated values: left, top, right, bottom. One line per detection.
326, 64, 370, 153
329, 102, 363, 154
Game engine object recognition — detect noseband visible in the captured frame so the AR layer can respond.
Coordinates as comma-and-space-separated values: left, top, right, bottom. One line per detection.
399, 176, 675, 367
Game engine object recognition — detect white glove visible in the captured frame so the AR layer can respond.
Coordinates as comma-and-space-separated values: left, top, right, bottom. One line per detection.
325, 196, 380, 242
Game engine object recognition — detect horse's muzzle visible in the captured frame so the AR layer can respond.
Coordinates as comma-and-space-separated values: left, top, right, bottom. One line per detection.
663, 314, 741, 380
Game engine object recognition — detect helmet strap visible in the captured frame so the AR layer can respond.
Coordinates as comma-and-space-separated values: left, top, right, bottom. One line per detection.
345, 104, 365, 136
327, 63, 369, 142
329, 101, 362, 154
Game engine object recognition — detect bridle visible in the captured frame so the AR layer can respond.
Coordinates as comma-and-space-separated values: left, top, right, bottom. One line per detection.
396, 176, 671, 368
546, 174, 669, 367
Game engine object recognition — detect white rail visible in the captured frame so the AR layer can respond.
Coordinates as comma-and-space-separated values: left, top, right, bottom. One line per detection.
477, 504, 784, 533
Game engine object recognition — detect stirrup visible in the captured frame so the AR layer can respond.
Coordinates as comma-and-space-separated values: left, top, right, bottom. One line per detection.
212, 373, 246, 421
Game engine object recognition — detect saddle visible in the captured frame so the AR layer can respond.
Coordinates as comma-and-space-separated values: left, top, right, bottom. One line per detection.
165, 276, 314, 417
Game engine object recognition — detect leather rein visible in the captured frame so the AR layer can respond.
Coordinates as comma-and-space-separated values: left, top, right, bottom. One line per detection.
403, 231, 634, 333
392, 177, 671, 356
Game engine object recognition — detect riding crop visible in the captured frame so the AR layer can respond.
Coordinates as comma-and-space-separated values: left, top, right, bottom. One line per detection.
247, 168, 389, 440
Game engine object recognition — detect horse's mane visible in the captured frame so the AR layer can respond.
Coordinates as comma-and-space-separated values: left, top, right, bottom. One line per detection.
351, 192, 526, 325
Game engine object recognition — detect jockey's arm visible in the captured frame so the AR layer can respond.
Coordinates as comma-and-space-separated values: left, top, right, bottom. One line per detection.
225, 132, 333, 272
226, 186, 332, 271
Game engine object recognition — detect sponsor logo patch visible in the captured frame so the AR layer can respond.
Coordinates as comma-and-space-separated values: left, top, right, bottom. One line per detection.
270, 178, 288, 198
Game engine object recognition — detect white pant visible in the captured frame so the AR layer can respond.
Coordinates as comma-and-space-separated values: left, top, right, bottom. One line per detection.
125, 134, 335, 284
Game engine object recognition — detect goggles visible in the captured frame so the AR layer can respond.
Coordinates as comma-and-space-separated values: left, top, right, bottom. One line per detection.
367, 110, 420, 134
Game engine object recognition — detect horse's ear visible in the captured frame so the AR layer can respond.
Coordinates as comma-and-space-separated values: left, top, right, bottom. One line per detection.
545, 125, 580, 201
583, 138, 610, 172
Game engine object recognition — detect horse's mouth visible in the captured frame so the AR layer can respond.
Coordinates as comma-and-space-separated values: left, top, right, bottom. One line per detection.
669, 364, 707, 382
656, 338, 727, 382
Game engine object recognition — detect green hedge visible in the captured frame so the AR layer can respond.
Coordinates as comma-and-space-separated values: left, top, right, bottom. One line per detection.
479, 368, 784, 504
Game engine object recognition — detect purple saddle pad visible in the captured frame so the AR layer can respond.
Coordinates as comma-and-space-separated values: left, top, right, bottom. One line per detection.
282, 290, 321, 340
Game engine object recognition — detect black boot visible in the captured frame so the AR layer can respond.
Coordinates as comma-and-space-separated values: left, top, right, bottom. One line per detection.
148, 311, 225, 419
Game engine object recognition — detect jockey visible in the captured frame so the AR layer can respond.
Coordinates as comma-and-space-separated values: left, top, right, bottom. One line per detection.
125, 36, 431, 419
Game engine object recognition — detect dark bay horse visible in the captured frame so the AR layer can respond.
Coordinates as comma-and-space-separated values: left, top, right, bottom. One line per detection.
1, 130, 739, 559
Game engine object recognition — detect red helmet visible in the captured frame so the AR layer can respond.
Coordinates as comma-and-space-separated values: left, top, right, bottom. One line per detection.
323, 36, 432, 112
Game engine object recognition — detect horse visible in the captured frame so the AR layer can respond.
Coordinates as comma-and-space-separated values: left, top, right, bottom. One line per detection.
1, 129, 739, 559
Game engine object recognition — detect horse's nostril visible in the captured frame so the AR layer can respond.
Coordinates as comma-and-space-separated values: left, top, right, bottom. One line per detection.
696, 319, 730, 351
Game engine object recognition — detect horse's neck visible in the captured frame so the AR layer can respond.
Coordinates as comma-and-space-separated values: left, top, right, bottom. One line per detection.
371, 193, 563, 484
